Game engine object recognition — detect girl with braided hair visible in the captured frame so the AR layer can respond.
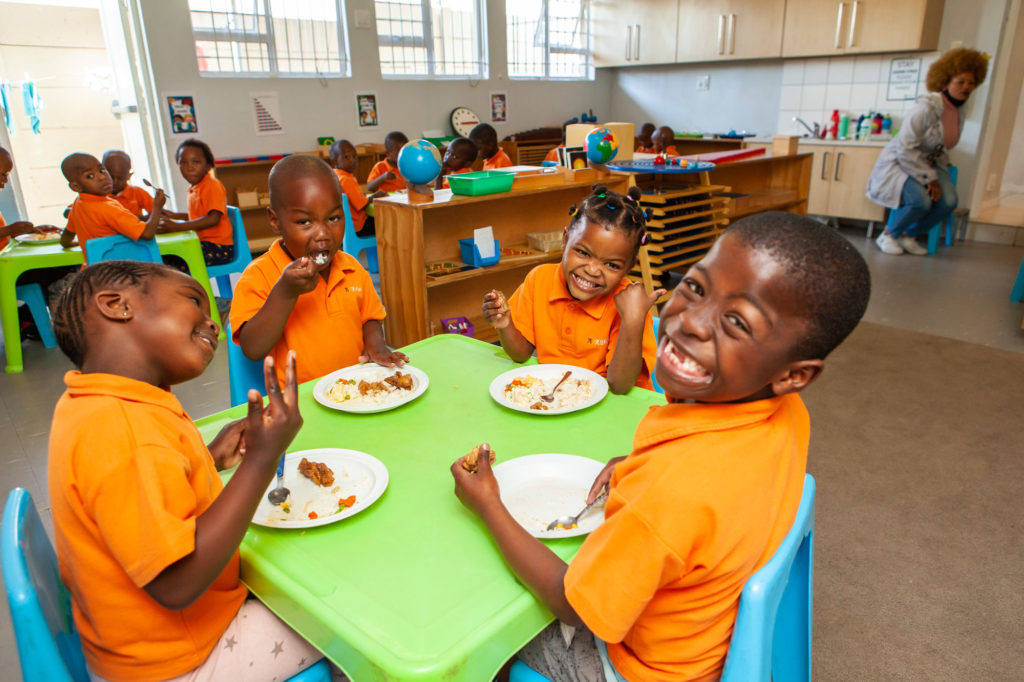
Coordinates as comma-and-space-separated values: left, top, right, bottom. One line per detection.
483, 184, 664, 393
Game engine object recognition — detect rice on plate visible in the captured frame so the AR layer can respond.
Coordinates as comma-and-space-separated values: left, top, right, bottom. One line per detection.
504, 374, 593, 411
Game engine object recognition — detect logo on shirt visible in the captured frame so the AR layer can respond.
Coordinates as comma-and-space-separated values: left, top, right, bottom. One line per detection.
344, 286, 363, 293
587, 337, 608, 346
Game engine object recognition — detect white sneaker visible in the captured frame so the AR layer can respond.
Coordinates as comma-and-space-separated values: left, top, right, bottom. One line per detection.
875, 231, 904, 255
897, 235, 928, 255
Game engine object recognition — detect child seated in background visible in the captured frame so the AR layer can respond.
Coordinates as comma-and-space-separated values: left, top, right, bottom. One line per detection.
652, 125, 678, 156
469, 123, 513, 170
483, 185, 662, 394
0, 146, 55, 249
59, 153, 166, 262
366, 130, 408, 193
158, 138, 235, 266
102, 149, 154, 218
635, 122, 656, 153
48, 260, 324, 681
434, 137, 477, 189
329, 139, 385, 235
455, 212, 871, 681
231, 155, 407, 385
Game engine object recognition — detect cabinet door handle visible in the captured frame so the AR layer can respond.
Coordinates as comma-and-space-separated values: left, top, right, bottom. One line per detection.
717, 15, 725, 55
626, 25, 632, 61
821, 151, 831, 180
728, 14, 736, 55
835, 3, 846, 49
634, 24, 641, 61
834, 152, 844, 181
848, 1, 859, 47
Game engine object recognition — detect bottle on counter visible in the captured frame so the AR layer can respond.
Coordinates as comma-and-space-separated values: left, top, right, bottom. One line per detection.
872, 112, 883, 135
857, 115, 872, 141
829, 109, 840, 139
838, 113, 851, 139
882, 114, 892, 133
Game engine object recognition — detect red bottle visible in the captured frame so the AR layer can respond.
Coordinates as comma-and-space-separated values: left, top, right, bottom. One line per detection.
872, 112, 883, 134
829, 110, 840, 139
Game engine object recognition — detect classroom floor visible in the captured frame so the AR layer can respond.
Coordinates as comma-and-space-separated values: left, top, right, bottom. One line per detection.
0, 228, 1022, 680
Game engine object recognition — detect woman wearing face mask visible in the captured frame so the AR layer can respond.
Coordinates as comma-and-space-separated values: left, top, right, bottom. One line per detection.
867, 48, 988, 255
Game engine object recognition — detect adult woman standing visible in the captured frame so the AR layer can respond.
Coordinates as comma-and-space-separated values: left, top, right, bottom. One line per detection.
867, 48, 988, 255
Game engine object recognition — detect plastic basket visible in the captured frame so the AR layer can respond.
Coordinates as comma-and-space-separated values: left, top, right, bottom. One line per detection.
447, 171, 515, 196
458, 238, 501, 267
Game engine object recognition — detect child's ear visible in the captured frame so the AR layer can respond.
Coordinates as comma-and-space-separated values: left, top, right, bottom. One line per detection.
267, 206, 282, 236
94, 290, 133, 322
561, 226, 569, 250
68, 180, 82, 193
770, 360, 824, 396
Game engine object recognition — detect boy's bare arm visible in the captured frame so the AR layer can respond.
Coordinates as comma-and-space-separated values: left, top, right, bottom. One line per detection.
606, 284, 664, 394
365, 171, 393, 193
0, 221, 35, 239
162, 209, 189, 220
60, 228, 76, 248
360, 319, 408, 367
144, 355, 302, 610
138, 190, 167, 240
157, 208, 220, 235
482, 290, 534, 362
237, 258, 319, 360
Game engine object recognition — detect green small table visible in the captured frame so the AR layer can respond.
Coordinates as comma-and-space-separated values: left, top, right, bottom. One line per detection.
197, 334, 664, 681
1, 232, 223, 373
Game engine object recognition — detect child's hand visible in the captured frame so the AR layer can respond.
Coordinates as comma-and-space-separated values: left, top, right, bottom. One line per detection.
6, 221, 35, 237
244, 353, 303, 468
370, 190, 387, 199
587, 456, 624, 504
152, 188, 167, 209
482, 289, 510, 329
614, 283, 666, 328
358, 347, 409, 368
279, 256, 320, 298
384, 171, 396, 181
207, 418, 247, 471
450, 443, 503, 518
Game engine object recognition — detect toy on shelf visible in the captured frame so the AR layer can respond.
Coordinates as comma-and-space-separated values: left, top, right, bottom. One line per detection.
584, 127, 618, 164
441, 316, 475, 337
398, 139, 442, 202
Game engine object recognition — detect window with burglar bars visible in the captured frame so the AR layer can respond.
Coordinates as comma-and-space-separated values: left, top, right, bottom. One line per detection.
374, 0, 487, 79
507, 0, 592, 80
188, 0, 351, 77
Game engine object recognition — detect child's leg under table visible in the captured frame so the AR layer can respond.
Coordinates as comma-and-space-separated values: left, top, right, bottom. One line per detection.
518, 622, 624, 682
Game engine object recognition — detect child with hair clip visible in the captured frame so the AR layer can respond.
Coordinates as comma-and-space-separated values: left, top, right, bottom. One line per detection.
47, 260, 327, 681
482, 184, 663, 394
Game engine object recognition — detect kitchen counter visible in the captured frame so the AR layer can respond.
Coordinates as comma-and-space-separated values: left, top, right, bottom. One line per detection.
745, 136, 890, 148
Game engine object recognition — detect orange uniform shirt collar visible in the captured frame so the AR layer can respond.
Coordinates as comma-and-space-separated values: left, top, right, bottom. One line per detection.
485, 149, 509, 166
267, 239, 356, 291
543, 262, 623, 321
633, 394, 798, 449
63, 370, 183, 415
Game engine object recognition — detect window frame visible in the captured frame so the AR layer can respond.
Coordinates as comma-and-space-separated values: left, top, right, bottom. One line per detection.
507, 0, 593, 81
374, 0, 489, 81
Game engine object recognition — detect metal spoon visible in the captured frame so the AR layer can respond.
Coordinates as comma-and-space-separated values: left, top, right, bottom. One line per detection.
540, 370, 572, 403
267, 457, 289, 505
546, 488, 607, 531
142, 178, 170, 199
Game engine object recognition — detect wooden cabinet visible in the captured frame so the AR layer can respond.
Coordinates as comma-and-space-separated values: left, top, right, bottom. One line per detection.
593, 0, 679, 67
802, 143, 885, 220
212, 159, 279, 254
676, 0, 785, 62
782, 0, 944, 57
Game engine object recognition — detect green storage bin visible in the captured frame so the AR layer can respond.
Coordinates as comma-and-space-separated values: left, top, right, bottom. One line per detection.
424, 136, 456, 148
447, 170, 515, 196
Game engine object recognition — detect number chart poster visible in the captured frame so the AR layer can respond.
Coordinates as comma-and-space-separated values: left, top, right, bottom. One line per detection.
166, 95, 197, 134
356, 93, 379, 127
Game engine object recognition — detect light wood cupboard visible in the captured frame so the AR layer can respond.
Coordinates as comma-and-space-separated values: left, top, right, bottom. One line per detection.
592, 0, 679, 67
802, 144, 885, 220
676, 0, 785, 62
781, 0, 944, 57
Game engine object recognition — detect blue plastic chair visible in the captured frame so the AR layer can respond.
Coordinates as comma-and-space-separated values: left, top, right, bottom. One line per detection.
83, 233, 161, 264
227, 322, 266, 406
15, 283, 56, 348
651, 316, 663, 394
206, 205, 252, 298
884, 165, 957, 255
721, 473, 815, 682
509, 658, 552, 682
342, 194, 378, 273
1011, 254, 1024, 302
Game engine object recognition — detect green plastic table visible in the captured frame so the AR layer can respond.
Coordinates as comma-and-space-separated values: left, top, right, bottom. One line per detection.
1, 232, 223, 373
196, 333, 664, 681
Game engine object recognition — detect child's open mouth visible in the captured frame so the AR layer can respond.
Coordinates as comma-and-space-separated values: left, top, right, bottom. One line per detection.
311, 250, 330, 266
571, 273, 601, 293
660, 338, 712, 385
195, 330, 218, 353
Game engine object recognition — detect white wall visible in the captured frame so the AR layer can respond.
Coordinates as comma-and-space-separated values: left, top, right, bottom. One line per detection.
139, 0, 612, 204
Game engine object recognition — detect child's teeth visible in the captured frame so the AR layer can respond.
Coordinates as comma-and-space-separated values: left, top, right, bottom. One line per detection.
313, 253, 328, 265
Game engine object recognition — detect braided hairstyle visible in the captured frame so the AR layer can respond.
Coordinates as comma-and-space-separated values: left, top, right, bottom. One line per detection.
567, 184, 651, 256
53, 260, 171, 368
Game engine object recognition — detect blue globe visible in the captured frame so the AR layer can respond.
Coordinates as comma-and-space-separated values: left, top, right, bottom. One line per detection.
397, 139, 443, 185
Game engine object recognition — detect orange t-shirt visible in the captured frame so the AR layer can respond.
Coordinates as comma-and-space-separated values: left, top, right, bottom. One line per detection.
230, 241, 387, 384
483, 149, 514, 170
0, 208, 7, 251
48, 371, 247, 681
544, 146, 562, 163
188, 172, 233, 245
367, 159, 406, 193
66, 193, 147, 263
334, 168, 371, 232
113, 184, 154, 217
508, 263, 658, 389
565, 395, 809, 681
636, 144, 656, 154
441, 166, 473, 189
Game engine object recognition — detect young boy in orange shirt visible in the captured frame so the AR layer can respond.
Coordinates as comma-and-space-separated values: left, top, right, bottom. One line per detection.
0, 146, 55, 249
366, 131, 408, 193
231, 155, 408, 385
652, 125, 679, 156
455, 212, 871, 680
103, 149, 154, 218
59, 153, 166, 262
635, 122, 656, 153
329, 139, 385, 235
434, 137, 477, 189
470, 123, 513, 169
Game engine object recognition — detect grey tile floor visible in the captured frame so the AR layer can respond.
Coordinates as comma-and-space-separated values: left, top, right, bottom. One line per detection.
0, 228, 1021, 678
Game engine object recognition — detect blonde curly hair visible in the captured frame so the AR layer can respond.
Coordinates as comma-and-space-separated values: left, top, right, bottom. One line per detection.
925, 47, 988, 92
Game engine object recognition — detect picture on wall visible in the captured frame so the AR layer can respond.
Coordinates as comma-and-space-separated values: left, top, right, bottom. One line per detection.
166, 95, 197, 134
251, 92, 284, 135
490, 92, 507, 124
356, 93, 379, 127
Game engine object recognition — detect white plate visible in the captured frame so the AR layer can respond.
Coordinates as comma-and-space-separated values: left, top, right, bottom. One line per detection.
13, 232, 61, 245
252, 449, 388, 529
312, 363, 428, 413
493, 453, 607, 539
489, 364, 608, 415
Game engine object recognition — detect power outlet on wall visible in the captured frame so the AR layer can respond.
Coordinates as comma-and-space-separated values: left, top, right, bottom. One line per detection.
696, 75, 710, 91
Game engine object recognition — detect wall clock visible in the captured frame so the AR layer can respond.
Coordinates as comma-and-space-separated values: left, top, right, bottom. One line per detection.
450, 106, 480, 137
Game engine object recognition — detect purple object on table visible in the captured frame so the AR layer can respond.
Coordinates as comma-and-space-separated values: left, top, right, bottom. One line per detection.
441, 316, 475, 337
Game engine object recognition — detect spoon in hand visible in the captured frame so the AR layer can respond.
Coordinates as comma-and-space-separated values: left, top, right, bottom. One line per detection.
547, 488, 607, 531
267, 457, 289, 505
540, 370, 572, 403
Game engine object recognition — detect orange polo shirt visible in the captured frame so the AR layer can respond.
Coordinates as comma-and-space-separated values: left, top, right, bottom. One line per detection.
334, 168, 371, 232
636, 144, 656, 154
0, 209, 7, 251
48, 371, 247, 681
230, 241, 387, 384
544, 146, 562, 163
482, 148, 513, 170
441, 166, 473, 189
367, 159, 406, 193
508, 263, 657, 389
566, 394, 809, 681
663, 144, 679, 156
66, 193, 147, 263
188, 172, 233, 245
112, 184, 154, 217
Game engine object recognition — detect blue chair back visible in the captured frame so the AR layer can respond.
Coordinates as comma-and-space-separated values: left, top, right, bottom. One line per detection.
342, 194, 379, 273
15, 283, 57, 348
2, 488, 89, 682
650, 316, 663, 394
84, 234, 161, 264
721, 474, 816, 682
206, 206, 253, 298
226, 322, 266, 406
